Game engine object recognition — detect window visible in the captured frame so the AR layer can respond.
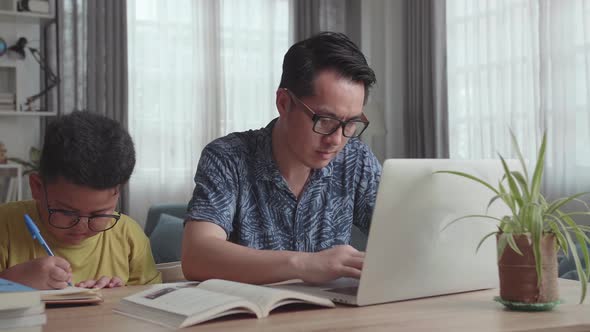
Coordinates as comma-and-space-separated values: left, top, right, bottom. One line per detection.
127, 0, 292, 224
446, 0, 590, 198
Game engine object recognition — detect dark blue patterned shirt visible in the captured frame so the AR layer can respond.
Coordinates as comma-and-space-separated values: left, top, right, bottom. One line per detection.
187, 119, 381, 252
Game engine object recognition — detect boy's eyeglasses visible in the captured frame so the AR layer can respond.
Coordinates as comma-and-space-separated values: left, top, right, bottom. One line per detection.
43, 184, 120, 232
284, 88, 370, 138
46, 207, 121, 232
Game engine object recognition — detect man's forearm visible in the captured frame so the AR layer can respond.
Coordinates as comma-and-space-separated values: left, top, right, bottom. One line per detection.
181, 237, 309, 284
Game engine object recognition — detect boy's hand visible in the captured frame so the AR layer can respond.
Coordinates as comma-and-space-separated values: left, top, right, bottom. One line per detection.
0, 256, 72, 290
76, 276, 124, 289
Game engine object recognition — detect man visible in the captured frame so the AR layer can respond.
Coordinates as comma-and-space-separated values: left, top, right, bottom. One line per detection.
0, 111, 161, 289
182, 32, 381, 284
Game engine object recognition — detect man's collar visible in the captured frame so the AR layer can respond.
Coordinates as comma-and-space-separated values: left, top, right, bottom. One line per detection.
255, 118, 333, 182
254, 118, 282, 182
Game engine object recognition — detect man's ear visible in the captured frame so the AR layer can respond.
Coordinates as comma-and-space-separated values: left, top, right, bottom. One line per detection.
276, 88, 291, 117
29, 173, 43, 200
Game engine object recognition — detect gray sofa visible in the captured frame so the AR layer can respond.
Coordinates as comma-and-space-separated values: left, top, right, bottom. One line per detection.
558, 244, 590, 281
145, 204, 187, 264
144, 204, 187, 238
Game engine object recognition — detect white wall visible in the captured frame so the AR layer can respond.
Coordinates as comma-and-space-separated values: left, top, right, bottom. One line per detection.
360, 0, 406, 162
0, 21, 44, 199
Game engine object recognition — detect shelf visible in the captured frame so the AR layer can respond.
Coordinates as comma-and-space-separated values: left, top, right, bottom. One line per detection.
0, 163, 22, 169
0, 9, 54, 24
0, 60, 17, 67
0, 111, 56, 116
0, 163, 23, 201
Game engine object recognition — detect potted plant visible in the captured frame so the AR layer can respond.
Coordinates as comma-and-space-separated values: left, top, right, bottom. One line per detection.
436, 131, 590, 309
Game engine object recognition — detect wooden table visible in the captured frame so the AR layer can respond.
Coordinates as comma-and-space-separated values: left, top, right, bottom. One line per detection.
44, 279, 590, 331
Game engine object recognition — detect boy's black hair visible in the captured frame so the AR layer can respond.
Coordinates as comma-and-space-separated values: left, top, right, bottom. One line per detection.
39, 111, 135, 189
278, 32, 376, 104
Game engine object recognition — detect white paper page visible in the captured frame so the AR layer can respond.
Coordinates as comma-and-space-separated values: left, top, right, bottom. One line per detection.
124, 285, 253, 317
39, 286, 99, 296
199, 279, 305, 314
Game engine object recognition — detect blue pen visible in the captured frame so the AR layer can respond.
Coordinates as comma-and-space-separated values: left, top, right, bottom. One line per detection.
24, 214, 72, 286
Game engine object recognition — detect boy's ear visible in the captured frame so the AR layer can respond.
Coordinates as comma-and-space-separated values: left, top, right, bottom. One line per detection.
29, 173, 43, 200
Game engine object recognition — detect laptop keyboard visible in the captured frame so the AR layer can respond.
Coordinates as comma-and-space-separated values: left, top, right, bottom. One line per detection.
325, 286, 359, 296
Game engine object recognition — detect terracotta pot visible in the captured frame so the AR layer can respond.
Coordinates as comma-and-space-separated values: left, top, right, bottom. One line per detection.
497, 233, 558, 303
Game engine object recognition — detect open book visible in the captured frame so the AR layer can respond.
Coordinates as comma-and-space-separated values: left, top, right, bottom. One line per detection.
40, 287, 103, 305
113, 279, 335, 328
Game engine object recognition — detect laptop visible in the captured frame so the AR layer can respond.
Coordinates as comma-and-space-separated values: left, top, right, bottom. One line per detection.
275, 159, 516, 306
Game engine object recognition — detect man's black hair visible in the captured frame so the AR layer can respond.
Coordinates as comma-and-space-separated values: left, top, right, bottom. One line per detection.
39, 111, 135, 189
278, 32, 376, 104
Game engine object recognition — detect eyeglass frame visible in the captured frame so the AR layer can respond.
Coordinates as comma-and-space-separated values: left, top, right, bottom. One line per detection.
42, 182, 121, 232
283, 88, 370, 138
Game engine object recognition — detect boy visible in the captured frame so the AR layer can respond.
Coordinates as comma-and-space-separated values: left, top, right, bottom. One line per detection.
0, 111, 161, 289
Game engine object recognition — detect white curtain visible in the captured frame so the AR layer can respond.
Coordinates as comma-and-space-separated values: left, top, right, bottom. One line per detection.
127, 0, 292, 226
447, 0, 590, 201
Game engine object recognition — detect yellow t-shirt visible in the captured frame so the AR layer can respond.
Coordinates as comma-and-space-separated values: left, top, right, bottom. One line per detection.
0, 200, 161, 285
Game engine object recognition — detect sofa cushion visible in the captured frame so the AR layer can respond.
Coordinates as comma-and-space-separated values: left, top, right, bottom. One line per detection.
558, 243, 590, 281
149, 213, 184, 264
144, 204, 187, 237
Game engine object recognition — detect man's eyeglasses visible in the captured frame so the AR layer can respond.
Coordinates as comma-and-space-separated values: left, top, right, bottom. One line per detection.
284, 89, 370, 138
43, 185, 121, 232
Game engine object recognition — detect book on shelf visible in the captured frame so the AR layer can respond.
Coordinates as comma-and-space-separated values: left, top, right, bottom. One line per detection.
113, 279, 335, 329
17, 0, 50, 13
0, 94, 15, 103
0, 104, 16, 111
28, 0, 50, 13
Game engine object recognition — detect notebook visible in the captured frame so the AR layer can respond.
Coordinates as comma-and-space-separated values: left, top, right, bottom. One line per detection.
40, 287, 103, 305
